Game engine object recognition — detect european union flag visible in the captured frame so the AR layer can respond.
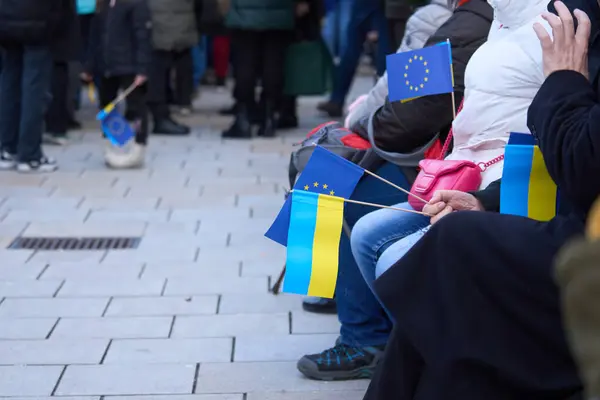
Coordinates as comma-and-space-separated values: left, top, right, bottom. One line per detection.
265, 146, 364, 246
96, 105, 135, 147
387, 41, 454, 102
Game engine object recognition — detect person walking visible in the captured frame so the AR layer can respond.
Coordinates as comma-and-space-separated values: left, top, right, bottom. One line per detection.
147, 0, 198, 135
83, 0, 152, 169
222, 0, 296, 138
0, 0, 73, 172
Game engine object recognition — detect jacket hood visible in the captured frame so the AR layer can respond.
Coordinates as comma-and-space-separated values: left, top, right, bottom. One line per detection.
488, 0, 550, 28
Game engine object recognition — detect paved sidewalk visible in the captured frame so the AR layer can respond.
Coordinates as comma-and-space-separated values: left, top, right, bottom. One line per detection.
0, 82, 374, 399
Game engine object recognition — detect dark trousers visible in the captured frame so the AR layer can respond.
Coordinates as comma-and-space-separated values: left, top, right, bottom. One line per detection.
98, 75, 148, 145
0, 44, 52, 162
388, 17, 408, 51
46, 62, 70, 135
147, 48, 193, 119
231, 29, 290, 107
330, 0, 390, 105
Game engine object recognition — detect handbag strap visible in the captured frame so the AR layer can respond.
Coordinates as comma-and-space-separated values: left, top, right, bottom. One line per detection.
438, 99, 464, 160
438, 98, 506, 171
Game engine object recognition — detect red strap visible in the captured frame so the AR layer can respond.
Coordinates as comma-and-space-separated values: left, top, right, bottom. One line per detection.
457, 0, 470, 6
438, 99, 464, 160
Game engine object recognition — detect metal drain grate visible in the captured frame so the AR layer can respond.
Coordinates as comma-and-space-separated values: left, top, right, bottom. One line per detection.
8, 237, 141, 251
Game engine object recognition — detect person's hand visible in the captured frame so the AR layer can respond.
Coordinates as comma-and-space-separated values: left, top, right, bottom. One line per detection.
80, 72, 93, 83
422, 190, 484, 225
134, 74, 147, 86
533, 1, 591, 79
296, 2, 309, 17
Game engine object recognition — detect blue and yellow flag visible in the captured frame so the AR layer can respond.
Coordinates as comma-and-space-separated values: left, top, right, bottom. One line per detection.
284, 190, 344, 298
500, 133, 558, 221
387, 41, 454, 103
265, 146, 364, 246
96, 105, 135, 147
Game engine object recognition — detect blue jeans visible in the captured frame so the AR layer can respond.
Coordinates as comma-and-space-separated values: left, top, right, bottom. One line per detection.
336, 162, 411, 347
0, 44, 52, 162
330, 0, 390, 105
322, 0, 352, 59
351, 202, 429, 292
192, 37, 208, 88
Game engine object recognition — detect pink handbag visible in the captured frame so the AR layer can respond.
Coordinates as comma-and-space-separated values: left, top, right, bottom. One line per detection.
408, 105, 504, 211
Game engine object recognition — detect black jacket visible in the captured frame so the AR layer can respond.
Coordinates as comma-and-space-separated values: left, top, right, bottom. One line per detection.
51, 0, 80, 62
369, 0, 492, 154
0, 0, 66, 45
528, 70, 600, 225
86, 0, 152, 77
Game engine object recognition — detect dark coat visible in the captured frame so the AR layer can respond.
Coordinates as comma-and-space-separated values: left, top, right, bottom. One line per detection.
225, 0, 295, 31
86, 0, 152, 77
385, 0, 420, 20
0, 0, 66, 46
368, 0, 492, 154
51, 0, 81, 62
196, 0, 228, 35
364, 66, 600, 400
148, 0, 198, 51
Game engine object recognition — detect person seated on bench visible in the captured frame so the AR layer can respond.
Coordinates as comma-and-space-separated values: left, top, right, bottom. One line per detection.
363, 3, 599, 398
296, 0, 493, 381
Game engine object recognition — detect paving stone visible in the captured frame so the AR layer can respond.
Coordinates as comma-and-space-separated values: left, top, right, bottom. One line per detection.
0, 250, 34, 264
7, 397, 99, 400
291, 312, 340, 334
51, 317, 172, 339
79, 196, 160, 211
240, 259, 284, 278
171, 313, 289, 338
234, 334, 338, 362
0, 280, 63, 298
0, 187, 52, 198
3, 209, 89, 223
246, 391, 365, 400
29, 250, 105, 264
164, 276, 267, 295
1, 196, 81, 211
103, 338, 232, 363
141, 263, 238, 280
103, 248, 198, 263
107, 396, 242, 400
0, 298, 109, 317
144, 222, 198, 235
23, 221, 146, 237
57, 279, 165, 297
0, 263, 46, 280
105, 296, 217, 317
56, 364, 196, 395
40, 262, 144, 280
0, 366, 64, 396
194, 362, 369, 393
0, 338, 108, 364
0, 318, 57, 339
87, 210, 170, 223
219, 293, 304, 314
170, 208, 250, 224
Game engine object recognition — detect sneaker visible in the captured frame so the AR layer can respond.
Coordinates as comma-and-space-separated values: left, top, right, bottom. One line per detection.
297, 343, 384, 381
0, 151, 16, 170
17, 157, 58, 173
302, 297, 337, 314
43, 133, 69, 146
179, 107, 192, 116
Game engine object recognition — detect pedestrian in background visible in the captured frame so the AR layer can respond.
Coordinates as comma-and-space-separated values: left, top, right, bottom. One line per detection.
83, 0, 152, 169
147, 0, 198, 135
222, 0, 296, 139
0, 0, 74, 172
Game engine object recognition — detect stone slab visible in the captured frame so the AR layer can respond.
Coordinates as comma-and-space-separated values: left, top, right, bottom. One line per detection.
103, 338, 232, 363
0, 318, 57, 339
0, 298, 110, 317
234, 334, 338, 362
51, 317, 172, 339
57, 279, 165, 297
171, 313, 289, 338
105, 296, 218, 317
0, 338, 108, 365
0, 366, 64, 396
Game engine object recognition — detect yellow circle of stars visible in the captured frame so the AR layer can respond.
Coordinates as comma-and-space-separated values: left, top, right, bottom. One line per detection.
404, 55, 429, 92
303, 182, 335, 196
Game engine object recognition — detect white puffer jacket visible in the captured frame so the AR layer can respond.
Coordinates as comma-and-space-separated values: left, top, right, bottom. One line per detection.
345, 0, 453, 129
446, 0, 551, 189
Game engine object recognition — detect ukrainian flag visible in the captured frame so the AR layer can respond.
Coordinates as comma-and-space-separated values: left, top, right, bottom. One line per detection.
500, 133, 558, 221
284, 190, 345, 298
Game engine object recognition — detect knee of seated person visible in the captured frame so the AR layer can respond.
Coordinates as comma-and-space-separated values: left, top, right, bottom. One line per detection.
350, 210, 381, 252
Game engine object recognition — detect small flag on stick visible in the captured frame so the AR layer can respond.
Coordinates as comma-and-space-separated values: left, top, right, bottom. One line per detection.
95, 82, 139, 147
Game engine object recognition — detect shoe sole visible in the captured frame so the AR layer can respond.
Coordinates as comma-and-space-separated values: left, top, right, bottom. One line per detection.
296, 357, 377, 381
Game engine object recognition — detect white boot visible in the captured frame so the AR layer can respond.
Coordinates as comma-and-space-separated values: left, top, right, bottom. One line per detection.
104, 142, 146, 169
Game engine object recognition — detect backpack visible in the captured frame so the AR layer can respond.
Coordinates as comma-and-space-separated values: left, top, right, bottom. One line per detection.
287, 121, 374, 189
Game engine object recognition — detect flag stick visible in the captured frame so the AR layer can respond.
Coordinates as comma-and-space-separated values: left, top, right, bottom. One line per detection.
363, 169, 429, 204
343, 197, 431, 216
447, 38, 457, 119
111, 81, 139, 107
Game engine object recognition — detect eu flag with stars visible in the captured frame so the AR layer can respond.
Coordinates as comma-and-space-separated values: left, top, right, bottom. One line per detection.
265, 146, 364, 246
97, 105, 135, 147
387, 41, 454, 102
